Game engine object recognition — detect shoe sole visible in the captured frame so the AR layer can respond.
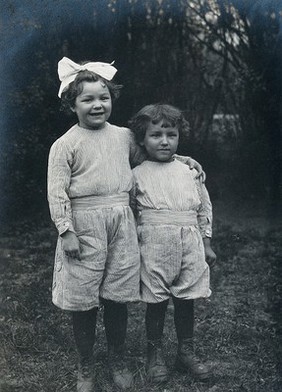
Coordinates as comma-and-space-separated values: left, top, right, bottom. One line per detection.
174, 359, 211, 381
147, 375, 169, 384
147, 368, 169, 384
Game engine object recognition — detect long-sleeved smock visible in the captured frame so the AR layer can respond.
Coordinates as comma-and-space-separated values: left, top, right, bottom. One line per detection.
131, 159, 212, 238
47, 122, 144, 235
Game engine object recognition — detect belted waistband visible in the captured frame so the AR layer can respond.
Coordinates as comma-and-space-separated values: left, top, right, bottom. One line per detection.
71, 193, 129, 210
138, 209, 198, 226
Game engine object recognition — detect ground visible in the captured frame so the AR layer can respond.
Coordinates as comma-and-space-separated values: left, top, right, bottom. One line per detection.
0, 199, 281, 392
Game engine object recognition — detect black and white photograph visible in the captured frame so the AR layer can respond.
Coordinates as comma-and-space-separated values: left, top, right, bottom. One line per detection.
0, 1, 281, 391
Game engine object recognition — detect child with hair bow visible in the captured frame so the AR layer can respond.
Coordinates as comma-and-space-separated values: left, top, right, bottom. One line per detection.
47, 57, 204, 391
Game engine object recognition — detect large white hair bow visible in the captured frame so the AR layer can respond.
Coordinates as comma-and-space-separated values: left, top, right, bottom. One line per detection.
57, 57, 117, 98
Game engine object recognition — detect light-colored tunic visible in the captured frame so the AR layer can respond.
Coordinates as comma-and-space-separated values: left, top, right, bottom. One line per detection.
47, 123, 141, 311
132, 159, 212, 303
48, 122, 142, 235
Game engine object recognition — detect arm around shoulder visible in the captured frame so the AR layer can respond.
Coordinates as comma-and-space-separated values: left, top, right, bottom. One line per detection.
174, 154, 206, 182
128, 129, 146, 168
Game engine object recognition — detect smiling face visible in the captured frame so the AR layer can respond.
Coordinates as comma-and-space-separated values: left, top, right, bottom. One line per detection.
141, 120, 179, 162
72, 80, 112, 130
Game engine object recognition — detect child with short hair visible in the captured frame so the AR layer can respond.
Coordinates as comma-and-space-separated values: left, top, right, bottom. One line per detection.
48, 58, 203, 391
129, 103, 217, 384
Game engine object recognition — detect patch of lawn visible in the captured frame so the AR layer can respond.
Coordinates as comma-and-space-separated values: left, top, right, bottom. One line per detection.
0, 207, 281, 391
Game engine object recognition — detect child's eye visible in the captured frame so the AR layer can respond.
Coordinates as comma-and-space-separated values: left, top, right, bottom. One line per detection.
101, 96, 110, 101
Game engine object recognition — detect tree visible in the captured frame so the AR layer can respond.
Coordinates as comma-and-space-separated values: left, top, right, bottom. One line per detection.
183, 0, 282, 201
1, 0, 281, 222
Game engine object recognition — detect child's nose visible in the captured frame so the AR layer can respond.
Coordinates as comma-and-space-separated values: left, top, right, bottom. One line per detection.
161, 136, 168, 145
93, 101, 102, 109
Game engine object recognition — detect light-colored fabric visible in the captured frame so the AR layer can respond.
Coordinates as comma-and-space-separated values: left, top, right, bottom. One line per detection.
138, 209, 197, 226
131, 159, 212, 238
48, 123, 141, 235
57, 57, 117, 97
47, 122, 143, 310
52, 204, 140, 311
132, 159, 213, 303
138, 224, 210, 303
71, 193, 129, 210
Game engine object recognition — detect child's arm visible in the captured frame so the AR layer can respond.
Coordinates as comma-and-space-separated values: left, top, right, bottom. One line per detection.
129, 180, 139, 221
174, 155, 206, 182
194, 174, 217, 267
48, 139, 81, 259
128, 131, 147, 168
47, 139, 74, 234
203, 237, 217, 268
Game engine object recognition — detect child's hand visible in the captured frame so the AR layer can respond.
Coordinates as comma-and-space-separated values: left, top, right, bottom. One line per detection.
205, 245, 217, 268
186, 157, 206, 182
203, 238, 216, 268
61, 231, 81, 260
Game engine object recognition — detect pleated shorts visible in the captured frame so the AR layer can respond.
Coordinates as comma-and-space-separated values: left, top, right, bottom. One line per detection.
52, 199, 140, 311
138, 220, 211, 303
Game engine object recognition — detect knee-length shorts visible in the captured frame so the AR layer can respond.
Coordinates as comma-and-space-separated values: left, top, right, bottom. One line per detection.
138, 224, 211, 303
52, 203, 140, 311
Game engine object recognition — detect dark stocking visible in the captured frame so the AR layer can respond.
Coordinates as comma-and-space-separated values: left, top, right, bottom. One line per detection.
72, 308, 98, 359
173, 297, 194, 340
103, 299, 128, 348
145, 300, 169, 342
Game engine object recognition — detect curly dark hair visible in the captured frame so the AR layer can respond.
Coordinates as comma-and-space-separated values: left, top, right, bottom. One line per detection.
128, 103, 190, 145
60, 69, 123, 114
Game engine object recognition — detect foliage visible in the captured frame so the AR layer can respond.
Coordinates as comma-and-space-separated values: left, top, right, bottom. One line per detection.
1, 0, 281, 222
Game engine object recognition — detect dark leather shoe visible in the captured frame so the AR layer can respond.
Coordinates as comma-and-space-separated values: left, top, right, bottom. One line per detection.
146, 341, 168, 384
77, 357, 94, 392
108, 347, 134, 390
175, 339, 210, 380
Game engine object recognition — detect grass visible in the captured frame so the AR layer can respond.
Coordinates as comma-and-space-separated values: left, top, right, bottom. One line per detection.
0, 200, 281, 391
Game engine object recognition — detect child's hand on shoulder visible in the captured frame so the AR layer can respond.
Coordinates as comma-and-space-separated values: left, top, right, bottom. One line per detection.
61, 230, 81, 260
174, 155, 206, 181
186, 157, 206, 182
